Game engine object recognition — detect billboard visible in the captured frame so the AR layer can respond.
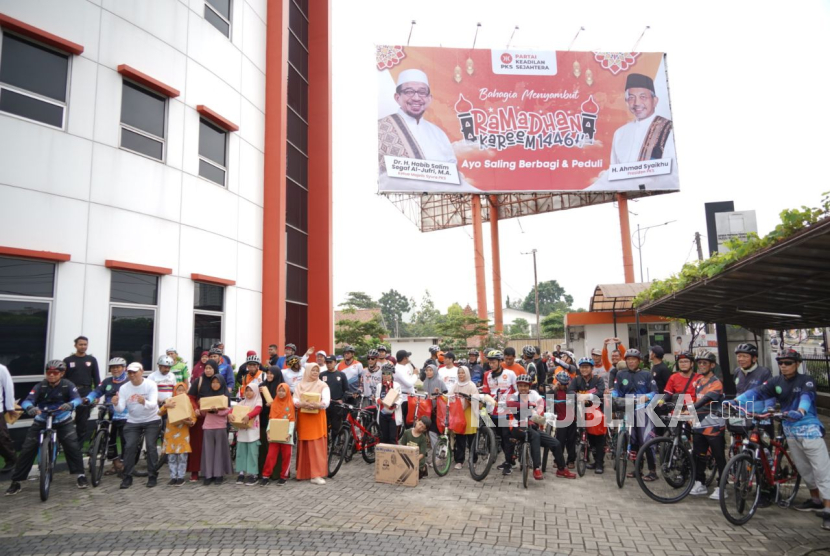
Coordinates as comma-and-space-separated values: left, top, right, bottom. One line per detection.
377, 46, 679, 194
715, 211, 757, 252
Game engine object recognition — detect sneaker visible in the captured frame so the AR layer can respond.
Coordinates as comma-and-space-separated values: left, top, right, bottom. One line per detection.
77, 476, 89, 489
236, 473, 245, 485
595, 466, 604, 475
690, 481, 708, 496
120, 476, 133, 490
245, 476, 257, 486
176, 478, 185, 486
310, 477, 326, 485
260, 478, 270, 486
146, 476, 157, 488
454, 463, 463, 470
203, 477, 214, 486
556, 468, 576, 479
533, 469, 543, 481
794, 499, 825, 512
214, 476, 224, 485
5, 481, 21, 496
167, 479, 177, 486
502, 465, 512, 476
586, 462, 596, 470
190, 472, 199, 483
497, 462, 511, 470
709, 487, 721, 500
277, 478, 287, 486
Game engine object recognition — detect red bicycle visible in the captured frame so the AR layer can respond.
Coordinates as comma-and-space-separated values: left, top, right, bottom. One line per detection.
327, 403, 381, 478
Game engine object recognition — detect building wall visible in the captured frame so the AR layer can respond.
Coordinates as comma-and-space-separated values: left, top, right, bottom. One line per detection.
0, 0, 267, 385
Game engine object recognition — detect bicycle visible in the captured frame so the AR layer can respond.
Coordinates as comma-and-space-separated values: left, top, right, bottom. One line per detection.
457, 392, 497, 481
719, 408, 801, 525
634, 403, 696, 503
398, 392, 430, 441
327, 402, 381, 478
36, 409, 61, 502
88, 403, 116, 487
431, 394, 451, 477
514, 427, 533, 489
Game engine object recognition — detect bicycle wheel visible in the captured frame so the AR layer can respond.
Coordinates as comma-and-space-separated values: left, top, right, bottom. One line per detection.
719, 453, 761, 526
39, 436, 53, 502
635, 436, 695, 504
433, 436, 451, 477
89, 430, 108, 487
327, 428, 348, 478
521, 442, 531, 489
361, 422, 380, 464
469, 427, 496, 481
541, 425, 553, 472
609, 429, 618, 470
615, 430, 628, 488
576, 435, 587, 477
774, 449, 801, 507
704, 450, 718, 487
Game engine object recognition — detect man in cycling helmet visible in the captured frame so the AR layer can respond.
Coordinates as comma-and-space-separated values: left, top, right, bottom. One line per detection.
84, 357, 131, 475
283, 356, 304, 394
551, 370, 577, 468
521, 346, 539, 390
361, 350, 384, 407
733, 343, 772, 396
421, 345, 441, 381
481, 349, 519, 475
466, 348, 485, 387
166, 348, 189, 385
209, 348, 234, 395
506, 374, 575, 481
149, 355, 178, 404
337, 345, 363, 398
568, 357, 607, 474
689, 351, 726, 500
612, 348, 658, 480
6, 361, 88, 496
376, 345, 389, 365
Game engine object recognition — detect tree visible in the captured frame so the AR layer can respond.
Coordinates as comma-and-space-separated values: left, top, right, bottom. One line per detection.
339, 291, 379, 310
436, 303, 489, 347
541, 310, 566, 338
521, 280, 574, 316
334, 310, 388, 363
509, 317, 530, 338
379, 289, 411, 337
408, 290, 443, 337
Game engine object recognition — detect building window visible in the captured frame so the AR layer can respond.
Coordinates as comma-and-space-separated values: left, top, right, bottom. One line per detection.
109, 271, 158, 370
0, 257, 55, 417
199, 118, 227, 186
193, 282, 224, 365
204, 0, 231, 38
0, 32, 69, 128
120, 80, 166, 161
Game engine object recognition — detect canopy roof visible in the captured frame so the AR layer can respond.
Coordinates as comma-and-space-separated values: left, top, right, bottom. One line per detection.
589, 283, 652, 312
637, 217, 830, 330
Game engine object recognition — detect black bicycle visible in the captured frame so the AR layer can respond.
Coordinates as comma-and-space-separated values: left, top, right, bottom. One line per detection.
457, 392, 497, 481
634, 403, 696, 503
88, 403, 116, 487
36, 409, 61, 502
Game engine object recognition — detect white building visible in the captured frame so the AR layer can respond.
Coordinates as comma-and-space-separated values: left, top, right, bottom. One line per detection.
488, 307, 539, 337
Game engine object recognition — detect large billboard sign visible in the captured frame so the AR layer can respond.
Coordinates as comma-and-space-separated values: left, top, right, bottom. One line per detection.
377, 46, 679, 194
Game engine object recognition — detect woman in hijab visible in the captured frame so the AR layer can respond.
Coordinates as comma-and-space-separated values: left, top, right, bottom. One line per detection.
375, 364, 402, 445
452, 365, 479, 470
293, 363, 330, 485
186, 359, 218, 481
420, 364, 447, 454
257, 366, 285, 474
191, 351, 209, 384
234, 381, 263, 485
261, 382, 295, 485
201, 373, 233, 485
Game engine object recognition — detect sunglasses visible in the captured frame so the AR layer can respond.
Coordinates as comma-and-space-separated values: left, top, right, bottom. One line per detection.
45, 370, 62, 375
368, 357, 377, 360
777, 360, 796, 366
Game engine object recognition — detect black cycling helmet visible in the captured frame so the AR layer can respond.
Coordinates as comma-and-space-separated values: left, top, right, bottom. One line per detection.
46, 359, 67, 372
734, 343, 758, 357
209, 347, 223, 356
286, 355, 300, 367
468, 348, 479, 356
695, 351, 717, 363
776, 348, 803, 362
522, 345, 536, 358
381, 363, 395, 375
516, 374, 533, 384
624, 349, 643, 360
676, 351, 694, 362
342, 345, 355, 354
284, 343, 297, 352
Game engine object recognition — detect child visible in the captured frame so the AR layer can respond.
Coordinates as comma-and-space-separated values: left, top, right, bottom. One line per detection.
235, 382, 262, 486
261, 383, 294, 486
158, 383, 195, 485
201, 375, 232, 485
551, 371, 577, 469
400, 415, 431, 479
376, 365, 402, 445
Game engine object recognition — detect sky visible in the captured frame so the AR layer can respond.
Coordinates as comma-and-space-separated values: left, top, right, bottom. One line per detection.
330, 0, 830, 317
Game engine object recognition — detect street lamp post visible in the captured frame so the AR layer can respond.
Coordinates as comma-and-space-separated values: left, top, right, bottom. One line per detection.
522, 249, 540, 346
632, 220, 677, 282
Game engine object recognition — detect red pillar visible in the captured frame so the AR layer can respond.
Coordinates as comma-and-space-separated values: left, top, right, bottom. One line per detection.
617, 193, 635, 283
471, 196, 488, 329
262, 0, 289, 355
306, 0, 333, 354
489, 195, 503, 334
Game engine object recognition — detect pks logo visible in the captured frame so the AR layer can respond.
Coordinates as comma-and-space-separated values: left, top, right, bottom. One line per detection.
501, 53, 513, 64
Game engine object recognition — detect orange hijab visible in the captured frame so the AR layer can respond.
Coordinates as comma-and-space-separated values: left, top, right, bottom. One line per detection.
269, 383, 295, 421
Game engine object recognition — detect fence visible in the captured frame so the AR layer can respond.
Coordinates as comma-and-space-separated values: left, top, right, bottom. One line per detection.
803, 356, 830, 393
504, 338, 566, 354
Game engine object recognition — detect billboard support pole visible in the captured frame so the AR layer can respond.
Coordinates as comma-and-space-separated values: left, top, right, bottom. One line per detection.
617, 193, 635, 283
489, 196, 504, 334
471, 195, 489, 339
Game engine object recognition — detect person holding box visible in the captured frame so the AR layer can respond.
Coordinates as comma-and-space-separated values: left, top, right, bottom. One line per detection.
261, 383, 295, 486
234, 382, 262, 486
158, 383, 195, 486
294, 363, 330, 485
376, 364, 402, 445
200, 374, 232, 485
258, 365, 284, 474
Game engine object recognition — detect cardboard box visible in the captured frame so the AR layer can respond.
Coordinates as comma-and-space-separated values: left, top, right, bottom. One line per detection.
229, 404, 253, 429
268, 419, 290, 442
374, 443, 420, 487
260, 386, 273, 404
382, 389, 399, 408
166, 394, 195, 425
4, 404, 22, 425
199, 395, 229, 411
300, 392, 321, 414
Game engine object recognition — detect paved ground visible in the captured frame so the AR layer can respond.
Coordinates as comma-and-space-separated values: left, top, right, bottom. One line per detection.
2, 439, 830, 555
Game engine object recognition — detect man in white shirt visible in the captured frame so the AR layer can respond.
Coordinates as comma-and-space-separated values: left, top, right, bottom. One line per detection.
0, 364, 17, 473
438, 352, 459, 394
282, 356, 304, 394
113, 362, 161, 489
393, 349, 417, 423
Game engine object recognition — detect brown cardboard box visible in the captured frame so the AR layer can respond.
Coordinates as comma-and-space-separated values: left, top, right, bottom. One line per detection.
229, 404, 253, 428
382, 389, 399, 408
374, 443, 419, 487
267, 419, 290, 442
199, 395, 229, 411
4, 404, 22, 425
166, 394, 195, 425
260, 386, 273, 404
300, 392, 321, 414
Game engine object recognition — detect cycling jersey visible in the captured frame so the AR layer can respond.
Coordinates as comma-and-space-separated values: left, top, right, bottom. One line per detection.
337, 359, 364, 392
568, 375, 606, 399
736, 373, 824, 439
21, 379, 82, 424
482, 369, 517, 416
360, 366, 383, 398
612, 369, 657, 400
504, 389, 544, 427
283, 368, 304, 394
87, 374, 130, 420
148, 370, 177, 402
733, 363, 772, 395
467, 362, 485, 386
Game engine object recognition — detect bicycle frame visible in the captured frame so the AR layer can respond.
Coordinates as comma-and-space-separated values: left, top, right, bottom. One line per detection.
345, 406, 379, 452
39, 412, 58, 460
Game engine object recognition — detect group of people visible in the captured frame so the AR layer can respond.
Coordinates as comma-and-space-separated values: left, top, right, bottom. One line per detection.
2, 337, 829, 530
